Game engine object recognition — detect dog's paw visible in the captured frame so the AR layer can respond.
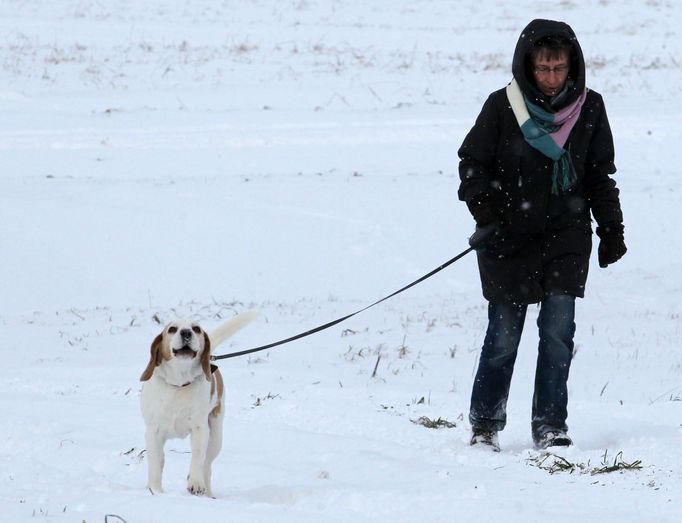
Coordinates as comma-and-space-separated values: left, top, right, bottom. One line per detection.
187, 477, 207, 496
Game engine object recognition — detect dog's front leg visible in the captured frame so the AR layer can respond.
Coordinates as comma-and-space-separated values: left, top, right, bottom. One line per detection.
145, 428, 166, 493
203, 414, 224, 497
187, 424, 209, 495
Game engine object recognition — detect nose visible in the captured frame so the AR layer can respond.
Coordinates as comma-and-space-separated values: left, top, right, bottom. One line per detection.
180, 328, 193, 340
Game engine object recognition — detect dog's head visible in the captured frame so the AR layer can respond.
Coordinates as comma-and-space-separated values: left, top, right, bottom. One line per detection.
140, 320, 212, 382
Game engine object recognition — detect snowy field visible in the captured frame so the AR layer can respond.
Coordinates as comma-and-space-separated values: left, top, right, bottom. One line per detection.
1, 1, 681, 521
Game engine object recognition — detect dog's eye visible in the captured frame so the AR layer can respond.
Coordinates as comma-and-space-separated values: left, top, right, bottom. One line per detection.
168, 326, 178, 334
192, 326, 202, 334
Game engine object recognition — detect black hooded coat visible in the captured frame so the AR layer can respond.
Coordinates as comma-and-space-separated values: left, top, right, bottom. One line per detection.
458, 19, 624, 304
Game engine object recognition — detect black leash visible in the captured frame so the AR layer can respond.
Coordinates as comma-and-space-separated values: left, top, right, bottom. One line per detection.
212, 244, 476, 361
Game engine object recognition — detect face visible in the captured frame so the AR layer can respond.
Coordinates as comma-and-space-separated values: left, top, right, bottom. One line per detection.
532, 49, 570, 97
164, 320, 205, 360
141, 319, 213, 382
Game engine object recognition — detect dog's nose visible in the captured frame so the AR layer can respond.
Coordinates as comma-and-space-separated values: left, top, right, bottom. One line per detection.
179, 328, 193, 340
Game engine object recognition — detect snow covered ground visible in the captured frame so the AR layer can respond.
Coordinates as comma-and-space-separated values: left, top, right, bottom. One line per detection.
1, 1, 681, 521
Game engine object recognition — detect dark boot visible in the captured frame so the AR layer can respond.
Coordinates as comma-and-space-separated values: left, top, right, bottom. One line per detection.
533, 429, 572, 450
470, 429, 500, 452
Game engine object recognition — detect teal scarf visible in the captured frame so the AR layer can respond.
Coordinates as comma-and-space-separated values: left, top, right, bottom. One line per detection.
506, 79, 587, 194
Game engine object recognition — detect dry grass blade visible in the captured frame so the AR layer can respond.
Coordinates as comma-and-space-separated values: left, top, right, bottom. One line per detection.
526, 452, 584, 475
410, 416, 456, 429
591, 451, 643, 475
527, 450, 643, 476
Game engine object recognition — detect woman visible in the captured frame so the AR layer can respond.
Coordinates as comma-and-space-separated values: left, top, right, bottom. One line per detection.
458, 19, 626, 451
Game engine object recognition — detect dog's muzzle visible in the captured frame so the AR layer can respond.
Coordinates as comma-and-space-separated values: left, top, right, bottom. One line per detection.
172, 346, 198, 358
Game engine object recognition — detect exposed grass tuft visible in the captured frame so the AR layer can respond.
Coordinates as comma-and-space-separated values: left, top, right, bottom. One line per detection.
410, 416, 456, 429
527, 449, 643, 476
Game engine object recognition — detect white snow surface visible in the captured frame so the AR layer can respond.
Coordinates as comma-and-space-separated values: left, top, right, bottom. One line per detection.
1, 1, 681, 522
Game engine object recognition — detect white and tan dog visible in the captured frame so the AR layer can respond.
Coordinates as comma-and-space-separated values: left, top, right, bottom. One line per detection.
140, 311, 256, 496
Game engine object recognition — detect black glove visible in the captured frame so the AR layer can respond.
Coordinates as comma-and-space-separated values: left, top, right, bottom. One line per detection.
596, 223, 627, 268
467, 193, 502, 252
466, 193, 526, 257
467, 193, 497, 227
468, 222, 502, 251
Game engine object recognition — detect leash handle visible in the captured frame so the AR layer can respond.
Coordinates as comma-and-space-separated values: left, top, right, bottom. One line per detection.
468, 223, 500, 251
212, 246, 474, 361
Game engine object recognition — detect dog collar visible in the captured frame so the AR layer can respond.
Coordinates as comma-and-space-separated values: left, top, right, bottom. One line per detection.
164, 375, 199, 388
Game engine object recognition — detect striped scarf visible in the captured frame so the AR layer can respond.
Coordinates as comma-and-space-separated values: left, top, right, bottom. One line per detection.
506, 78, 587, 194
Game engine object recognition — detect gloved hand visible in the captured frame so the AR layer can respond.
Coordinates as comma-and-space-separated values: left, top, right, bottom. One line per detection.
468, 222, 503, 251
466, 193, 528, 257
596, 223, 627, 268
467, 193, 497, 227
467, 193, 504, 252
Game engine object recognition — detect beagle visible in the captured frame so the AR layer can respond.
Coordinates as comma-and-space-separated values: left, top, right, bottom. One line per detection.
140, 311, 256, 496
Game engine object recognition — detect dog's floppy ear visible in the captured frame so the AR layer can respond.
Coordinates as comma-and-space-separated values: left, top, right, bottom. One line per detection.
201, 331, 212, 381
140, 333, 164, 382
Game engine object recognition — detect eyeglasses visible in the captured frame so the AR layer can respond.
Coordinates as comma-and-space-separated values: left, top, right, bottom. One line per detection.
533, 64, 569, 76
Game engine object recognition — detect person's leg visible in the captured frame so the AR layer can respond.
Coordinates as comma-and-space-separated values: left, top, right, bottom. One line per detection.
469, 301, 527, 433
532, 294, 576, 443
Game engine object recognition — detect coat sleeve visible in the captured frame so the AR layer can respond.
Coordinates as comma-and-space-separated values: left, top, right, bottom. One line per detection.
583, 94, 624, 226
457, 94, 500, 207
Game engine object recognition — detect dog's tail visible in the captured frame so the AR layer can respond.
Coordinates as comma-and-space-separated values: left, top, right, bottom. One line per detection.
209, 310, 258, 349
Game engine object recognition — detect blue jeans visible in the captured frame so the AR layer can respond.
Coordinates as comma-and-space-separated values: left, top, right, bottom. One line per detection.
469, 294, 576, 436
